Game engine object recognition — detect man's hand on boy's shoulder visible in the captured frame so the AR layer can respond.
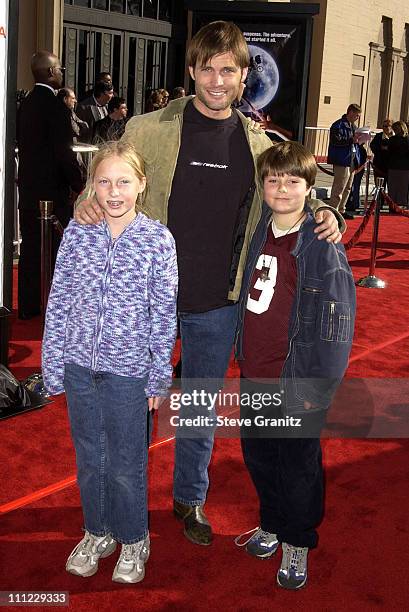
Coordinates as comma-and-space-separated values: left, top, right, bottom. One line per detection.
74, 195, 104, 225
314, 209, 342, 244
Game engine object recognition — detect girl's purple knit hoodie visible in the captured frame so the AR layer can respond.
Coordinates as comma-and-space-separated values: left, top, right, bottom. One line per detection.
42, 213, 178, 397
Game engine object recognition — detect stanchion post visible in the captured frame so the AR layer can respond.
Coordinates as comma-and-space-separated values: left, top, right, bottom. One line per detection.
364, 160, 371, 210
39, 200, 54, 322
356, 178, 387, 288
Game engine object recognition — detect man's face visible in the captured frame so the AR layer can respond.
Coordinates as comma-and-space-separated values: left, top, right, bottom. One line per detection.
111, 103, 128, 120
189, 52, 248, 119
102, 74, 112, 86
65, 91, 76, 110
50, 61, 64, 89
383, 121, 393, 136
347, 110, 361, 124
101, 89, 114, 105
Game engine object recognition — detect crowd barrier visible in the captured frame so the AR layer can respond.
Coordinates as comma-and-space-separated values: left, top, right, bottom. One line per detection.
356, 178, 387, 288
39, 201, 64, 323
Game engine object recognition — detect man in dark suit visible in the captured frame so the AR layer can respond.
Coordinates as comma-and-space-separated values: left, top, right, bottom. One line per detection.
17, 50, 84, 319
76, 81, 114, 142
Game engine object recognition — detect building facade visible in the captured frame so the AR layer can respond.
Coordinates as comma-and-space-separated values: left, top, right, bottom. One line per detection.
17, 0, 187, 114
16, 1, 409, 126
299, 0, 409, 129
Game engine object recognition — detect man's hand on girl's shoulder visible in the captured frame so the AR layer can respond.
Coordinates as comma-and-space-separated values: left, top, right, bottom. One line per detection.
74, 196, 104, 225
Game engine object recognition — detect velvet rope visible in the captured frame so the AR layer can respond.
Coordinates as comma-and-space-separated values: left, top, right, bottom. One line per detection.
316, 162, 335, 176
344, 198, 376, 251
316, 160, 369, 177
381, 191, 409, 218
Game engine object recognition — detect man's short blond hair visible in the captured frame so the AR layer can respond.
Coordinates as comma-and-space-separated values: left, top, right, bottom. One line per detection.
186, 21, 249, 70
257, 142, 317, 188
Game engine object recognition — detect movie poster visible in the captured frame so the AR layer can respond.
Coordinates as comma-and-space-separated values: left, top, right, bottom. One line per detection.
238, 25, 303, 142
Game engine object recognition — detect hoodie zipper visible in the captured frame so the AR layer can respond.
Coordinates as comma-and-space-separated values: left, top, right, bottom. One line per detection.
90, 219, 137, 370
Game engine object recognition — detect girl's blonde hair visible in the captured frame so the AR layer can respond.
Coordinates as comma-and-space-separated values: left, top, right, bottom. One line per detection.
86, 141, 146, 205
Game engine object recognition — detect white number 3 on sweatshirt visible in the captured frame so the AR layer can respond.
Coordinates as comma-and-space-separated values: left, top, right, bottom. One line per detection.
246, 255, 278, 315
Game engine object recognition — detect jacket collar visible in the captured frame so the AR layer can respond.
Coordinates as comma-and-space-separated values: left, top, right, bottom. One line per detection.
159, 96, 195, 122
259, 201, 318, 257
158, 96, 267, 133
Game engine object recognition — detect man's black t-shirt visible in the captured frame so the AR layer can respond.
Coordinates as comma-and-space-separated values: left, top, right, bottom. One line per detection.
167, 101, 254, 313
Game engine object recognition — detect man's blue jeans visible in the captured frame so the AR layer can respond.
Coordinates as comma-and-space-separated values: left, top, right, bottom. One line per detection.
173, 303, 238, 506
64, 363, 149, 544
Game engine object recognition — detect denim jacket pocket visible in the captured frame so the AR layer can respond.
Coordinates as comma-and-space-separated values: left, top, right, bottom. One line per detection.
300, 284, 323, 322
320, 301, 351, 343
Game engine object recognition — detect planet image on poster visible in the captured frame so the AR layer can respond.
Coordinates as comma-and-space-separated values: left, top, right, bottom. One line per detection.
240, 44, 280, 113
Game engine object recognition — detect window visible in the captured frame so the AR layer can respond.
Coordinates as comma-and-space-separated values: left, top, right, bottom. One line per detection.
350, 74, 364, 107
143, 0, 158, 19
352, 54, 365, 71
158, 0, 171, 21
110, 0, 125, 13
94, 0, 109, 9
127, 0, 142, 16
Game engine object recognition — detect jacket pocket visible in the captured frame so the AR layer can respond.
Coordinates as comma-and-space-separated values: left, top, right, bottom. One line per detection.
300, 285, 322, 322
320, 301, 351, 343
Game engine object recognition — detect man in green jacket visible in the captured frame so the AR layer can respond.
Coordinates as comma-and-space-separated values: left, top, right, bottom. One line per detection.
75, 21, 342, 547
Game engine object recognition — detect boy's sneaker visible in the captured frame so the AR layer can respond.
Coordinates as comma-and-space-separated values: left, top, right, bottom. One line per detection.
277, 542, 308, 590
66, 531, 116, 577
234, 527, 279, 559
112, 535, 150, 584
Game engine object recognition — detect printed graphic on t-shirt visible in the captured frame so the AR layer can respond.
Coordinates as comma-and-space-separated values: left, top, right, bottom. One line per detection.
189, 161, 228, 169
247, 254, 278, 315
241, 229, 298, 379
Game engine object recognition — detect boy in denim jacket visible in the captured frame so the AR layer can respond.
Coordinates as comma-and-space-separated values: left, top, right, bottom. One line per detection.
235, 142, 356, 590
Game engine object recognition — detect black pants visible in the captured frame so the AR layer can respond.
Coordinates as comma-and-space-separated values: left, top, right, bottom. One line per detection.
240, 377, 326, 549
18, 205, 71, 317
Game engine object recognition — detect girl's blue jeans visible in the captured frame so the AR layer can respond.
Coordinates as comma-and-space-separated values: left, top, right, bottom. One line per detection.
64, 363, 149, 544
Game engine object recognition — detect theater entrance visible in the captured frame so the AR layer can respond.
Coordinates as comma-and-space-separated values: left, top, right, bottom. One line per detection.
62, 24, 168, 115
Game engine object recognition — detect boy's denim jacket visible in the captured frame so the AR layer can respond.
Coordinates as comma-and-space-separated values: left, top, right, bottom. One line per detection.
236, 202, 356, 415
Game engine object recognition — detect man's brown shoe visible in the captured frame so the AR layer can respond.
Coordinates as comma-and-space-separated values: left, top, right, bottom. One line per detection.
173, 500, 213, 546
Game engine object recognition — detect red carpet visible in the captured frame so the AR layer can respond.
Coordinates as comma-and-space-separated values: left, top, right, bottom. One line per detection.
1, 214, 409, 610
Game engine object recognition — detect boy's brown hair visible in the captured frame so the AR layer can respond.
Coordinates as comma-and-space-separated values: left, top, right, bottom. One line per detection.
257, 141, 317, 188
186, 21, 250, 70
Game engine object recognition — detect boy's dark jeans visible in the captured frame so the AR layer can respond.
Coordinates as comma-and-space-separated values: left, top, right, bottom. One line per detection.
240, 377, 326, 549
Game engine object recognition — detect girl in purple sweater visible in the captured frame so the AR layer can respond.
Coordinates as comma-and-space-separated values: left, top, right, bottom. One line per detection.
42, 141, 178, 584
